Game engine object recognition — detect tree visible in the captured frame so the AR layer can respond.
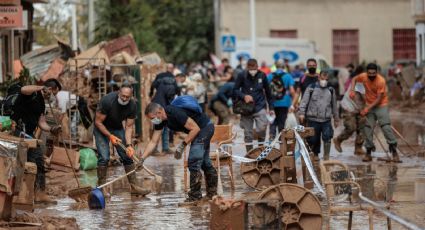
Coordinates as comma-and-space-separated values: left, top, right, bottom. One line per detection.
33, 0, 72, 46
94, 0, 214, 64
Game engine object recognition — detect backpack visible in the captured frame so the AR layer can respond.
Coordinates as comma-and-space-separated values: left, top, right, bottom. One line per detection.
269, 72, 286, 100
171, 95, 202, 114
1, 82, 22, 116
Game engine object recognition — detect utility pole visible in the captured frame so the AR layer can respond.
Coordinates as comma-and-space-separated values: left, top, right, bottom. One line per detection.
71, 3, 78, 51
249, 0, 256, 57
88, 0, 95, 44
214, 0, 221, 57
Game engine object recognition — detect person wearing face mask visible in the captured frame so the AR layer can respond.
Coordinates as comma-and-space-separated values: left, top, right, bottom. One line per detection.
142, 101, 217, 204
233, 58, 274, 153
94, 84, 150, 196
11, 78, 63, 204
299, 58, 319, 97
298, 70, 339, 161
149, 63, 179, 155
350, 63, 401, 163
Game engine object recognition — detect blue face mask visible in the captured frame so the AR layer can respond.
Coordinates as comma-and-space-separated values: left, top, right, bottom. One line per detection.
151, 117, 162, 125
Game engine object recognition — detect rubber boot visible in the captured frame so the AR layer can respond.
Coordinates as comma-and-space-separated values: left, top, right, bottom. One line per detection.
333, 137, 343, 153
35, 191, 57, 204
389, 144, 402, 163
124, 164, 151, 196
186, 171, 203, 202
323, 142, 331, 160
362, 148, 373, 162
97, 166, 111, 199
204, 168, 218, 200
97, 166, 107, 186
354, 145, 366, 155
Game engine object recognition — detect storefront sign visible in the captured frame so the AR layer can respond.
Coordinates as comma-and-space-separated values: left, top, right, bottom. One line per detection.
0, 6, 23, 28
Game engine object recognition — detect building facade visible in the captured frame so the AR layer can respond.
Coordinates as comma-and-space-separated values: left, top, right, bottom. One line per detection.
220, 0, 416, 67
0, 0, 45, 83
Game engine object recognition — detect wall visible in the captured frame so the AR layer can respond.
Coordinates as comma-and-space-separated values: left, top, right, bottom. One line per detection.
221, 0, 415, 66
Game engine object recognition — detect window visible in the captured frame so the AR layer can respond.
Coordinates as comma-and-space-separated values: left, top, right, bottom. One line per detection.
332, 30, 359, 67
393, 29, 416, 61
270, 30, 298, 38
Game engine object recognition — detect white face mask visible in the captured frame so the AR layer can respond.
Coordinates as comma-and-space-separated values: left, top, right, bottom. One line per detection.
117, 97, 129, 105
151, 117, 162, 125
319, 80, 328, 87
249, 70, 258, 76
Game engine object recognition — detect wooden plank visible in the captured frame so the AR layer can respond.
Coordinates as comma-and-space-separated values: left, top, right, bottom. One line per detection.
50, 147, 80, 170
0, 133, 39, 148
283, 128, 314, 139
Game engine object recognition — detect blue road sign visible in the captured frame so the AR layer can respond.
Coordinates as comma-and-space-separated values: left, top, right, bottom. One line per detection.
221, 35, 236, 52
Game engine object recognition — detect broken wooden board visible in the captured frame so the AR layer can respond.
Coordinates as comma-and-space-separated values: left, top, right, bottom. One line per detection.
13, 162, 36, 211
50, 147, 80, 170
0, 133, 39, 149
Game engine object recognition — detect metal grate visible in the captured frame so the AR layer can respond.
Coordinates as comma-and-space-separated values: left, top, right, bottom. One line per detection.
332, 29, 359, 67
393, 28, 416, 61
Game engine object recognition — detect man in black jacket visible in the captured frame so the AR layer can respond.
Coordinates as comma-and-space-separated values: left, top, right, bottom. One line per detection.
233, 59, 274, 152
149, 63, 178, 154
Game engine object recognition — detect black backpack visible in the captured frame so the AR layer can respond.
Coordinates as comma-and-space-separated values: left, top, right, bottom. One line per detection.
1, 82, 22, 116
270, 72, 286, 100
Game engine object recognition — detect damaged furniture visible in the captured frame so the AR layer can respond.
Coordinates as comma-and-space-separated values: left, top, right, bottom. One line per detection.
240, 128, 315, 191
320, 160, 391, 230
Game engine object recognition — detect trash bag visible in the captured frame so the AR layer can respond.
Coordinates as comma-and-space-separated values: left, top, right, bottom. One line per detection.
285, 112, 298, 129
79, 148, 97, 171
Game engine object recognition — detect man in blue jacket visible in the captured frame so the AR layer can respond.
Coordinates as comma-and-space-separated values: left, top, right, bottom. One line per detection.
267, 60, 297, 139
233, 59, 274, 152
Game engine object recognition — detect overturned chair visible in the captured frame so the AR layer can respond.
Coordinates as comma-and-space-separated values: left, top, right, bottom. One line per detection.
320, 160, 391, 230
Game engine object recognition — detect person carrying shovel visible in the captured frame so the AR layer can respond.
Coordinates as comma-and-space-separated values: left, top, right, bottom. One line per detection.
142, 97, 217, 204
94, 84, 150, 196
10, 79, 62, 204
350, 63, 401, 163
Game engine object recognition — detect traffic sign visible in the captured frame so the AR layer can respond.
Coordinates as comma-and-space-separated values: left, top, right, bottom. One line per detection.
221, 35, 236, 52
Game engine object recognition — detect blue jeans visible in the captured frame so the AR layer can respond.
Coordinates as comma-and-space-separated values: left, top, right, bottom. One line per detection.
187, 123, 215, 172
307, 120, 334, 155
94, 127, 133, 166
162, 127, 169, 151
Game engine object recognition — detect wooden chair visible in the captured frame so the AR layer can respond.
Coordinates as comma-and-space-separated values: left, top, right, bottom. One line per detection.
320, 160, 390, 230
183, 124, 236, 192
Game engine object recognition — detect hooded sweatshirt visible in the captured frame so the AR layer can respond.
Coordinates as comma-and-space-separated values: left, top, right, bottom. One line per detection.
298, 82, 338, 122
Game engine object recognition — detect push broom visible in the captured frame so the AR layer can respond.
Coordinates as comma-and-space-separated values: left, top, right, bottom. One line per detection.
46, 100, 92, 202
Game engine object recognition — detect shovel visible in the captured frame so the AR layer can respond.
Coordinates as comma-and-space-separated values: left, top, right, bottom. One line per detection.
88, 166, 138, 209
116, 142, 163, 194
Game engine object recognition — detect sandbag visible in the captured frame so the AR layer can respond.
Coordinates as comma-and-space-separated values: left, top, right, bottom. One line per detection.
79, 148, 97, 171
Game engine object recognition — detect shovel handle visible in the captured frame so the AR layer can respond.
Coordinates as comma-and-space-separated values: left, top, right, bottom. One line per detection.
97, 168, 137, 189
115, 142, 160, 178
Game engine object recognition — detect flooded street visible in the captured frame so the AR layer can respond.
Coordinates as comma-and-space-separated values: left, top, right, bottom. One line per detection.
35, 123, 425, 230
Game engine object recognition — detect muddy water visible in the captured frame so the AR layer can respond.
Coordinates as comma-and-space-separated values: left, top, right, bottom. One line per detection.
36, 124, 425, 229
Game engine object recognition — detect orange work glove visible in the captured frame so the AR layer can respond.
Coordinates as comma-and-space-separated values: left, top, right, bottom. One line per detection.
360, 108, 369, 116
126, 146, 135, 158
109, 134, 122, 145
349, 91, 356, 100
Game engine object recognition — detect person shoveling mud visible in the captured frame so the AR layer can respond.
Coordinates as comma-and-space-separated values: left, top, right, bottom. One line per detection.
93, 84, 150, 196
349, 63, 402, 163
142, 95, 218, 205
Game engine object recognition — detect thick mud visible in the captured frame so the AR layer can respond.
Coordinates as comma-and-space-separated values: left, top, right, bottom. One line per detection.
29, 114, 425, 230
